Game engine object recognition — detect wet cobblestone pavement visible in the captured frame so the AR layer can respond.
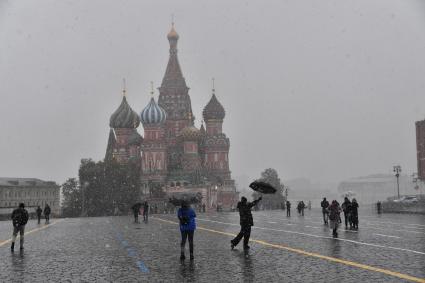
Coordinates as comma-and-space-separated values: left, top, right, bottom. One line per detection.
0, 210, 424, 282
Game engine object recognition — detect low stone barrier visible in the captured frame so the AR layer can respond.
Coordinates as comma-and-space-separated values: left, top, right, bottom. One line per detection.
382, 200, 425, 214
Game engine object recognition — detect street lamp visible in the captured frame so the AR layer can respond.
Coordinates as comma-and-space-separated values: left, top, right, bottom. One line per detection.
393, 165, 402, 199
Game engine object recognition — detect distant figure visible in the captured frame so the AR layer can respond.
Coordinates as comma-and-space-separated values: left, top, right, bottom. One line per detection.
307, 201, 312, 210
11, 203, 29, 252
202, 203, 206, 213
350, 199, 359, 229
376, 201, 382, 214
341, 197, 351, 228
36, 206, 43, 224
286, 200, 291, 217
44, 204, 51, 224
178, 201, 196, 261
231, 196, 262, 251
143, 201, 149, 223
131, 203, 140, 223
297, 201, 305, 216
328, 200, 342, 237
321, 198, 330, 224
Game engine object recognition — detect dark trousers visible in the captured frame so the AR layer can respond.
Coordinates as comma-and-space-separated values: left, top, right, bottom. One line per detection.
37, 215, 41, 224
45, 215, 50, 224
12, 225, 25, 247
181, 230, 194, 255
343, 212, 349, 227
231, 225, 251, 249
322, 211, 328, 224
143, 212, 148, 222
287, 209, 291, 217
134, 213, 139, 223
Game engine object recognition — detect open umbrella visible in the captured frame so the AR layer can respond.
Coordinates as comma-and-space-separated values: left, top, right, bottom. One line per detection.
168, 192, 202, 206
249, 181, 276, 194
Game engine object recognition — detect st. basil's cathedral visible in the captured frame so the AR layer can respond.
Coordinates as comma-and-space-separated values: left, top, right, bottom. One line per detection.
105, 24, 239, 211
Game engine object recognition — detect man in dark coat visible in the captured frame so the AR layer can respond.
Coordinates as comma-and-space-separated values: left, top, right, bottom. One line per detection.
44, 204, 51, 224
286, 200, 291, 217
341, 197, 351, 228
36, 206, 43, 224
131, 203, 141, 223
230, 196, 262, 251
143, 201, 149, 223
321, 198, 330, 224
11, 203, 29, 251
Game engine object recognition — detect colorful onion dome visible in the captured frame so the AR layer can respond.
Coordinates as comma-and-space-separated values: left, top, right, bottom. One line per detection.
140, 97, 167, 125
128, 130, 143, 146
109, 96, 140, 128
180, 126, 202, 141
202, 94, 225, 120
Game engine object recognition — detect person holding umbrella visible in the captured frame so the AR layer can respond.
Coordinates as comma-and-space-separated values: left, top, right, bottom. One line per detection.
230, 196, 262, 251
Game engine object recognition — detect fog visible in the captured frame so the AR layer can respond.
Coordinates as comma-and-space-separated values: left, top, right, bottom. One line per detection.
0, 0, 424, 188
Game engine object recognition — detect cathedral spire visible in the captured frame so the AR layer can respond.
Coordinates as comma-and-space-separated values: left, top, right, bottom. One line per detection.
161, 22, 187, 89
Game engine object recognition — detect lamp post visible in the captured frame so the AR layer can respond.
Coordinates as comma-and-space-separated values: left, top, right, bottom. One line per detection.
393, 165, 402, 199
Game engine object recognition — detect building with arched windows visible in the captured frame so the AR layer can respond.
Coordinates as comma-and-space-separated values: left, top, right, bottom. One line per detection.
105, 24, 238, 211
0, 178, 60, 219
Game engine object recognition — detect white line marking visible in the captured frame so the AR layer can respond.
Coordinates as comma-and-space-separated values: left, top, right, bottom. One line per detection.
374, 234, 402, 239
196, 218, 425, 256
268, 221, 277, 224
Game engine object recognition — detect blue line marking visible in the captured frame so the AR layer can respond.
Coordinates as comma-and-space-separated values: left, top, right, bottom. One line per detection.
115, 232, 149, 273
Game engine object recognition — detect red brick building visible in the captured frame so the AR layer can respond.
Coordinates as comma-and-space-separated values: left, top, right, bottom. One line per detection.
416, 119, 425, 180
106, 24, 238, 210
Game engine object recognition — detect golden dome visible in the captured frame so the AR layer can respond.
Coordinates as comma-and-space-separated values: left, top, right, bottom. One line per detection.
167, 23, 179, 40
180, 126, 201, 141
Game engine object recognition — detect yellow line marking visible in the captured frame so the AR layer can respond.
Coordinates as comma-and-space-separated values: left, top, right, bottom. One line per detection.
0, 219, 64, 247
154, 217, 425, 283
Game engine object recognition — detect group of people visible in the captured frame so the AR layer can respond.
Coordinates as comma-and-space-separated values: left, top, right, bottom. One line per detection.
131, 201, 149, 223
10, 203, 52, 252
321, 197, 359, 237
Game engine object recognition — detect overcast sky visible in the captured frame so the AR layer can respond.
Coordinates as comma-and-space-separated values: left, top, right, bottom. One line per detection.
0, 0, 424, 186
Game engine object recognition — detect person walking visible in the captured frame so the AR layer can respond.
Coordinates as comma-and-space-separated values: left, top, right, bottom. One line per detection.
11, 203, 29, 252
328, 200, 342, 237
341, 197, 351, 228
321, 198, 330, 224
297, 201, 305, 216
131, 203, 140, 223
44, 204, 51, 224
376, 201, 382, 214
350, 198, 359, 229
230, 196, 262, 251
36, 206, 42, 225
178, 201, 196, 261
143, 201, 149, 223
286, 200, 291, 217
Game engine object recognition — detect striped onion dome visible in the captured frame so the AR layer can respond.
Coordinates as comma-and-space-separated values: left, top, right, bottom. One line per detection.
140, 97, 167, 125
109, 96, 140, 129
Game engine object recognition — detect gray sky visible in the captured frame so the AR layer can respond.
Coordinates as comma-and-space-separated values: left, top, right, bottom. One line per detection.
0, 0, 424, 186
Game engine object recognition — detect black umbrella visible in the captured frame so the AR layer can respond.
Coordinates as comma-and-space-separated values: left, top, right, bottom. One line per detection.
249, 181, 276, 194
168, 192, 202, 206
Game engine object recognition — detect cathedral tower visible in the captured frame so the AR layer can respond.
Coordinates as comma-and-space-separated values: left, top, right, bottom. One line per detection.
140, 86, 168, 182
109, 88, 141, 163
